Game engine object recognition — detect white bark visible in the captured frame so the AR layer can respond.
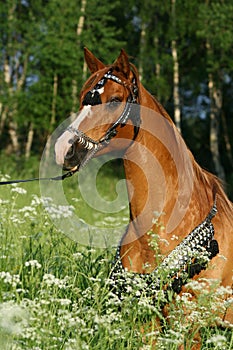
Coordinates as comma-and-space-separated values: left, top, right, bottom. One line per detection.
25, 123, 34, 159
44, 74, 58, 163
171, 39, 181, 133
171, 0, 181, 133
139, 22, 146, 80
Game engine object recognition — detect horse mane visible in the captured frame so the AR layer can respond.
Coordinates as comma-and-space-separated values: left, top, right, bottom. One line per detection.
193, 161, 233, 218
130, 61, 232, 220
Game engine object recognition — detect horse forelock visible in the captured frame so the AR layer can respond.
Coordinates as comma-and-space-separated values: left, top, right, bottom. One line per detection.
81, 67, 110, 92
80, 63, 140, 102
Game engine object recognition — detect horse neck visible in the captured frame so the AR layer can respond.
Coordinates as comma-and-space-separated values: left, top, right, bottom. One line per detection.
120, 86, 216, 272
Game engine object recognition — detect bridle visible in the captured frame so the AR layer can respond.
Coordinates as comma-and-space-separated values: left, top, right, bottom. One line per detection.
66, 69, 141, 165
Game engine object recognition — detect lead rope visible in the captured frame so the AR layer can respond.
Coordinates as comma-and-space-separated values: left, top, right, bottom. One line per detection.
0, 167, 78, 186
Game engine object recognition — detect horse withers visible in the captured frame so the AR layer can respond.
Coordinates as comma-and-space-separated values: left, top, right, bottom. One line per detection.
55, 48, 233, 348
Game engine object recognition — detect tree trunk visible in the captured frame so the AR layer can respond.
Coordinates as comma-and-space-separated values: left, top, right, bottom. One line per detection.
8, 121, 20, 154
221, 112, 233, 168
3, 5, 20, 154
171, 0, 181, 133
71, 0, 87, 111
138, 22, 146, 80
3, 56, 20, 149
77, 0, 86, 37
0, 106, 8, 135
208, 73, 225, 181
171, 39, 181, 133
44, 74, 58, 164
154, 35, 161, 101
25, 123, 34, 159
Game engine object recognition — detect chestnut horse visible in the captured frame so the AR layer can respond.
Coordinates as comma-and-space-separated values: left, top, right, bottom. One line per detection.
55, 48, 233, 347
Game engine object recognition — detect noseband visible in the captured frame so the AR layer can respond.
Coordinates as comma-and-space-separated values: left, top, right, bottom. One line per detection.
67, 70, 140, 157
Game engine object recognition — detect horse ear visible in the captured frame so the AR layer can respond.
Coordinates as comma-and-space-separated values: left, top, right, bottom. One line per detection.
114, 49, 130, 78
84, 47, 105, 73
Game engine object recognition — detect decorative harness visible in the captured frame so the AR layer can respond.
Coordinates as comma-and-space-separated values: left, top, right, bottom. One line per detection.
111, 198, 219, 300
66, 69, 219, 300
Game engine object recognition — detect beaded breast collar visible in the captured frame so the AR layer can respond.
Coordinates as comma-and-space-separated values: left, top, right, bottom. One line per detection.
111, 199, 219, 298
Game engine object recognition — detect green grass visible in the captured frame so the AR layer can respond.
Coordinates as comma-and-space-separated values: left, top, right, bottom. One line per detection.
0, 159, 233, 349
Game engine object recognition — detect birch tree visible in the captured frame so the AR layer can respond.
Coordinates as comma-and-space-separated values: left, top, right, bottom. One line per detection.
171, 0, 181, 133
197, 0, 233, 180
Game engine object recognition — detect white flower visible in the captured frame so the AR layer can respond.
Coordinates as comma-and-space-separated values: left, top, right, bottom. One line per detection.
0, 199, 10, 205
206, 335, 227, 347
31, 195, 44, 206
0, 271, 20, 287
24, 260, 42, 269
43, 273, 69, 289
10, 214, 25, 224
71, 197, 80, 202
72, 252, 83, 259
45, 204, 75, 219
11, 187, 27, 195
58, 298, 72, 306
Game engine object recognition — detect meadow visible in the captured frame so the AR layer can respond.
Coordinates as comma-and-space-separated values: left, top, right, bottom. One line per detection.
0, 158, 232, 350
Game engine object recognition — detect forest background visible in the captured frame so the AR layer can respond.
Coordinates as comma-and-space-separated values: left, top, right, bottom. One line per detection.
0, 0, 233, 199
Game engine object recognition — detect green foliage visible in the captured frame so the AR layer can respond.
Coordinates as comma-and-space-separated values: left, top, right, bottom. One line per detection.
197, 1, 233, 74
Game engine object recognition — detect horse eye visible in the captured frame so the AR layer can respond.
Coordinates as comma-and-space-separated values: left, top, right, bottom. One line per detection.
107, 97, 121, 109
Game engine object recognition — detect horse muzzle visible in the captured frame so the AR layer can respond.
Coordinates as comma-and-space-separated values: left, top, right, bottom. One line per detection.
55, 124, 99, 170
62, 142, 89, 170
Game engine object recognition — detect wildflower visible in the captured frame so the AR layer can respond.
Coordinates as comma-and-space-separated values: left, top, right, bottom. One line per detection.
0, 199, 10, 205
72, 252, 83, 259
20, 235, 27, 239
45, 204, 74, 219
0, 255, 7, 259
71, 197, 80, 202
42, 273, 69, 289
0, 271, 20, 287
31, 195, 44, 206
87, 248, 96, 253
10, 214, 25, 224
11, 187, 27, 195
0, 174, 10, 181
19, 206, 36, 213
206, 334, 227, 348
58, 298, 72, 306
24, 260, 42, 269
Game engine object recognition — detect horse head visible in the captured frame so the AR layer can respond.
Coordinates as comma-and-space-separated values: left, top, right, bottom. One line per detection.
55, 48, 140, 171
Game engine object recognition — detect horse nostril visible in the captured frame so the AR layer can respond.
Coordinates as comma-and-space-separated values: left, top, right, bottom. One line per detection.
65, 144, 75, 160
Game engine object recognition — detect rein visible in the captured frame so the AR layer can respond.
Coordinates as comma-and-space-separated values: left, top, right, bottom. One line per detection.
0, 168, 77, 186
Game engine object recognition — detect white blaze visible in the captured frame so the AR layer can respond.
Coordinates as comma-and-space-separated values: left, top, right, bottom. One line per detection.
55, 106, 92, 165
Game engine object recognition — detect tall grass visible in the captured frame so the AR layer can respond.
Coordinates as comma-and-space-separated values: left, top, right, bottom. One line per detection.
0, 162, 232, 349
